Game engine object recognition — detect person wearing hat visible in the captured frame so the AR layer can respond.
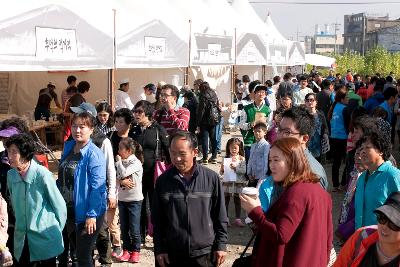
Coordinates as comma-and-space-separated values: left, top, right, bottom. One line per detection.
34, 82, 62, 121
334, 192, 400, 266
346, 82, 363, 107
115, 78, 134, 111
238, 84, 271, 164
140, 83, 156, 104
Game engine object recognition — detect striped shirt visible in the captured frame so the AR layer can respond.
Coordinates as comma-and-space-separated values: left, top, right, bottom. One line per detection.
153, 107, 190, 135
96, 123, 116, 136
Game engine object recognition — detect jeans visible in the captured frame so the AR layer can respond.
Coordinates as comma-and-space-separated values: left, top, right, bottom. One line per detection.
330, 138, 347, 187
58, 216, 77, 267
119, 200, 142, 252
76, 214, 105, 267
200, 125, 217, 160
215, 117, 224, 152
141, 171, 154, 241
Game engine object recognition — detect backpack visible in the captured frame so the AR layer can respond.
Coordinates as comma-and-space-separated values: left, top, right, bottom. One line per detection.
206, 100, 221, 126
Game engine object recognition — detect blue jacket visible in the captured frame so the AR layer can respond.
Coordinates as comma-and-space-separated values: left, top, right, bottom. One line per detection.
7, 160, 67, 261
330, 102, 347, 139
355, 161, 400, 229
61, 139, 107, 224
364, 92, 384, 114
379, 101, 393, 123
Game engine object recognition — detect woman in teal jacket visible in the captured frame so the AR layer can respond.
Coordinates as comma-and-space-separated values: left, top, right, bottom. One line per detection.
355, 132, 400, 229
6, 133, 66, 266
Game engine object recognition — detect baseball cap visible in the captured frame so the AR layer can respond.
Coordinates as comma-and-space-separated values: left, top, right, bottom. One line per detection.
119, 78, 129, 85
70, 102, 97, 117
374, 192, 400, 228
144, 83, 156, 93
0, 126, 20, 138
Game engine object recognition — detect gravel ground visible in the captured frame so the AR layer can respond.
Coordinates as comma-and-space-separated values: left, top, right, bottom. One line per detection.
48, 131, 350, 266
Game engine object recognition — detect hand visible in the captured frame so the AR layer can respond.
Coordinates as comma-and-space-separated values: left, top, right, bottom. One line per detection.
195, 127, 200, 134
248, 121, 255, 128
239, 193, 261, 213
120, 178, 135, 189
229, 163, 236, 171
156, 253, 170, 267
108, 198, 117, 209
115, 155, 121, 161
214, 250, 227, 267
85, 217, 97, 235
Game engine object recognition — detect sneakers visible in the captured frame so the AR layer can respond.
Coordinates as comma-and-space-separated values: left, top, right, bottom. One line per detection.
111, 246, 123, 258
201, 159, 208, 165
118, 250, 131, 262
234, 218, 245, 227
129, 252, 140, 263
210, 158, 218, 164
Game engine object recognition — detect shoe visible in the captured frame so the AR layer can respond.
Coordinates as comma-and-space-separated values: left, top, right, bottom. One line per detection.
129, 252, 140, 263
111, 246, 123, 258
210, 158, 218, 164
201, 159, 208, 165
234, 218, 245, 227
118, 250, 131, 262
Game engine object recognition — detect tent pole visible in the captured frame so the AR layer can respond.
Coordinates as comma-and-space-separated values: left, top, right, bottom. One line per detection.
184, 19, 192, 86
109, 8, 117, 110
232, 27, 237, 104
262, 65, 266, 84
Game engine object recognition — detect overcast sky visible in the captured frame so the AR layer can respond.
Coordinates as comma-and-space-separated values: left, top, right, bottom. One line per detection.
250, 0, 400, 40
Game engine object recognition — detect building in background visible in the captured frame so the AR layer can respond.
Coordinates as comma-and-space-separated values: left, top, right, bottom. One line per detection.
343, 13, 400, 54
304, 24, 344, 55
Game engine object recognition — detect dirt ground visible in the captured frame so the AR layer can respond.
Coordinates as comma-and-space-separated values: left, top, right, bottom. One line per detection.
46, 131, 353, 266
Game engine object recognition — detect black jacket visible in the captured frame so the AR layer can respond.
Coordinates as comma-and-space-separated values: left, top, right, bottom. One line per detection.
152, 164, 228, 258
197, 89, 219, 127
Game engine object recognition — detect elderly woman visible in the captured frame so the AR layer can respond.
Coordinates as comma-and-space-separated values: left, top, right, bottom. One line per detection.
59, 112, 107, 267
355, 132, 400, 230
6, 133, 66, 267
130, 100, 169, 242
335, 192, 400, 266
240, 137, 332, 267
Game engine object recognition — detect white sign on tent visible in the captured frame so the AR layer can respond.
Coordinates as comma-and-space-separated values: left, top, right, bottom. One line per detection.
36, 27, 77, 59
144, 36, 166, 59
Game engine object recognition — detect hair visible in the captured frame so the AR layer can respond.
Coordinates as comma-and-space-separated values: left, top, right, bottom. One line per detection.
242, 75, 250, 83
193, 79, 204, 87
169, 130, 197, 149
283, 73, 292, 80
359, 132, 391, 161
321, 79, 332, 90
119, 137, 144, 163
304, 92, 316, 101
95, 101, 114, 128
134, 100, 155, 120
328, 88, 347, 121
271, 137, 319, 187
77, 81, 90, 94
351, 115, 378, 136
225, 138, 244, 158
0, 117, 29, 134
265, 80, 273, 87
386, 75, 394, 83
336, 73, 342, 78
67, 75, 77, 85
248, 80, 261, 93
372, 106, 388, 119
162, 84, 180, 98
349, 106, 368, 131
383, 87, 398, 100
298, 75, 307, 81
114, 108, 133, 125
281, 106, 315, 137
374, 79, 385, 92
280, 91, 293, 99
72, 112, 96, 128
273, 76, 281, 84
198, 81, 212, 94
5, 133, 36, 161
253, 122, 268, 132
334, 83, 345, 92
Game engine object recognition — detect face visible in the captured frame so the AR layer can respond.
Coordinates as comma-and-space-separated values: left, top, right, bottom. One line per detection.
160, 88, 177, 108
377, 213, 400, 245
354, 148, 366, 172
118, 143, 131, 160
229, 143, 240, 157
305, 95, 316, 109
122, 83, 130, 92
269, 147, 290, 183
71, 118, 93, 143
360, 140, 383, 168
278, 117, 304, 144
169, 138, 198, 174
280, 96, 292, 109
133, 107, 148, 125
254, 90, 266, 102
254, 128, 267, 141
300, 80, 308, 88
114, 117, 130, 133
7, 144, 26, 169
351, 127, 364, 143
97, 111, 110, 125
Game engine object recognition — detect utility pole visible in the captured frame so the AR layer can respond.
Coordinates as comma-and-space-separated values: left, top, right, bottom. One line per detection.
333, 21, 341, 54
362, 13, 366, 55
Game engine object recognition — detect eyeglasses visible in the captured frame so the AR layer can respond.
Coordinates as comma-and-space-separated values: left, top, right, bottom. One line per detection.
133, 109, 144, 114
160, 93, 173, 98
305, 98, 315, 102
376, 212, 400, 231
277, 127, 301, 136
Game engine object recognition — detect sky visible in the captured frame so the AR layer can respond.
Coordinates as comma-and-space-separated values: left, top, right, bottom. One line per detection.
250, 0, 400, 41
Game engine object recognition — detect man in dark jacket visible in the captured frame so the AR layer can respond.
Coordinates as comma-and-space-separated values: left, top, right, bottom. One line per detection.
152, 131, 228, 267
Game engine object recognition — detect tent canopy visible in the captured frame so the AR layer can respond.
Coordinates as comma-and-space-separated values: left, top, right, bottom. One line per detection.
305, 54, 335, 67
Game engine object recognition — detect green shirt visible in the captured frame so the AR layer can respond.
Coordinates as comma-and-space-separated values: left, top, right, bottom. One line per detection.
241, 103, 271, 147
347, 90, 363, 107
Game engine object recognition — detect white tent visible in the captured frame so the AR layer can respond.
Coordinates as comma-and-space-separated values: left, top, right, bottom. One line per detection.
305, 54, 336, 67
0, 0, 114, 71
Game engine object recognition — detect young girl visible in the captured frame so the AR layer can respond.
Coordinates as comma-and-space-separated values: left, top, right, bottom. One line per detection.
219, 138, 247, 227
115, 137, 144, 263
95, 101, 115, 135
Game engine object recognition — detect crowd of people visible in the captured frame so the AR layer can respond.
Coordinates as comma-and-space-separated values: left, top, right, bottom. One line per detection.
0, 69, 399, 267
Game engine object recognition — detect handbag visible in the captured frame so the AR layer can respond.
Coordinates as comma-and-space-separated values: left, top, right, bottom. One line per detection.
231, 233, 256, 267
153, 128, 171, 185
321, 133, 330, 154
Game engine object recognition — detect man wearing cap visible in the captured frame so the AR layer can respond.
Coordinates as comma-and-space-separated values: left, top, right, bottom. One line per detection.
140, 83, 156, 103
115, 78, 134, 110
334, 192, 400, 266
34, 82, 62, 121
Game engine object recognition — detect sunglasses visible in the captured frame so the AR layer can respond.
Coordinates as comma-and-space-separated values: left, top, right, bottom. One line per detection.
376, 212, 400, 231
305, 98, 315, 102
133, 109, 144, 114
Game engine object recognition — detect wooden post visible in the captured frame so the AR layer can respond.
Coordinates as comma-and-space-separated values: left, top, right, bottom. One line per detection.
108, 9, 117, 110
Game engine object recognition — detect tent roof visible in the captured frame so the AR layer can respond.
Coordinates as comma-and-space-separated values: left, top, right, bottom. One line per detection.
305, 54, 335, 67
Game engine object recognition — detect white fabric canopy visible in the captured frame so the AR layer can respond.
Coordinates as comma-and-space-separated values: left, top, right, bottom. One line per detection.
305, 54, 336, 67
0, 0, 114, 71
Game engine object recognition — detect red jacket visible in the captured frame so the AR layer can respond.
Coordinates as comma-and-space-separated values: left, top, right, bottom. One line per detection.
249, 181, 333, 267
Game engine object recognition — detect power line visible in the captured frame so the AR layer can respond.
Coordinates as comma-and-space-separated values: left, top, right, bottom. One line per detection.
250, 1, 400, 4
